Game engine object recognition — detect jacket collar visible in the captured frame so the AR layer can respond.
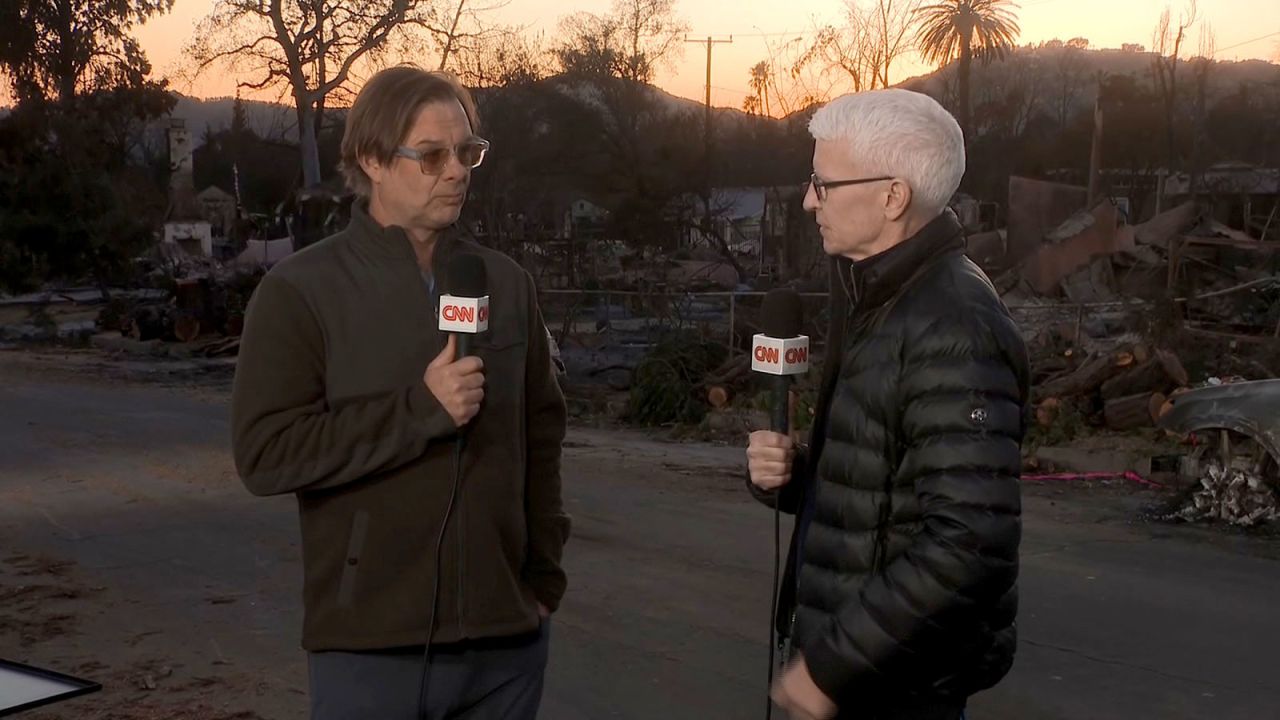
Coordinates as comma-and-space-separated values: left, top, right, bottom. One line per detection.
347, 199, 463, 274
839, 208, 965, 311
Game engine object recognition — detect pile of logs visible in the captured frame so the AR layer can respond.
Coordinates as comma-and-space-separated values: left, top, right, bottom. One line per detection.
704, 353, 752, 409
1033, 342, 1190, 431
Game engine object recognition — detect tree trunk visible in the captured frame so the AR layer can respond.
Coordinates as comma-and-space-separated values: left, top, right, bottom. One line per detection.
1099, 349, 1186, 400
173, 313, 202, 343
438, 0, 469, 71
1104, 392, 1161, 431
958, 42, 973, 141
1034, 351, 1129, 401
700, 206, 749, 285
297, 98, 323, 188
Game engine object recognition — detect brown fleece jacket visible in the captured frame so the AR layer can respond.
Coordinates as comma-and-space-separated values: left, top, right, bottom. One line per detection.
230, 202, 569, 651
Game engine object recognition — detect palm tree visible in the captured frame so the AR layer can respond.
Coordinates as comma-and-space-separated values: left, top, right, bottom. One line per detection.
913, 0, 1021, 139
748, 61, 772, 117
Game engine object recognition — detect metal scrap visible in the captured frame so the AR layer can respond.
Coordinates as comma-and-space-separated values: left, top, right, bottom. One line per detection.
1163, 458, 1279, 527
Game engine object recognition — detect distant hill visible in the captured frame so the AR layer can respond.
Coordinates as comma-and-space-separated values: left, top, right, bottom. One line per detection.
165, 76, 764, 149
896, 45, 1280, 119
168, 93, 301, 143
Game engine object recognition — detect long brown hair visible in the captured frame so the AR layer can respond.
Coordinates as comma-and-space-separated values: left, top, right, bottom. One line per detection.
339, 66, 480, 196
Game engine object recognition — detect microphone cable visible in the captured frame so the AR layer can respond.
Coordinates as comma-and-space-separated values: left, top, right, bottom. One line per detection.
416, 435, 466, 718
766, 496, 781, 720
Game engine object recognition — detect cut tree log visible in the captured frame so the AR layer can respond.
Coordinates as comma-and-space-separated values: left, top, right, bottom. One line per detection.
1149, 392, 1167, 422
1104, 392, 1161, 430
705, 353, 751, 387
1034, 351, 1131, 401
173, 313, 201, 343
1035, 397, 1062, 427
1100, 349, 1188, 400
707, 386, 730, 409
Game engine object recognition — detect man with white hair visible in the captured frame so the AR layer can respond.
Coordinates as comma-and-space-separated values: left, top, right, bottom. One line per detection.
746, 89, 1029, 719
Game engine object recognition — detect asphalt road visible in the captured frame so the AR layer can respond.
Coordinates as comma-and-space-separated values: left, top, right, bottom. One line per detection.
1, 354, 1277, 719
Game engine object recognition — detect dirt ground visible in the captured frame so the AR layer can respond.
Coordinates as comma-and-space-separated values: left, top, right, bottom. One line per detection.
3, 347, 1279, 720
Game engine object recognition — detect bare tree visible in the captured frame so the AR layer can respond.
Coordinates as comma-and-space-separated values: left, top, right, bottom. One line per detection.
453, 29, 548, 88
868, 0, 922, 88
437, 0, 510, 72
798, 1, 919, 95
185, 0, 503, 188
800, 22, 878, 94
1151, 0, 1198, 171
1188, 22, 1215, 195
553, 0, 687, 84
1050, 39, 1090, 128
999, 51, 1041, 138
758, 34, 837, 117
615, 0, 686, 84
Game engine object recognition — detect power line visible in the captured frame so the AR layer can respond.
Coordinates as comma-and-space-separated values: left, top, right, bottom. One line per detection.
1217, 29, 1280, 53
722, 29, 823, 39
685, 35, 735, 232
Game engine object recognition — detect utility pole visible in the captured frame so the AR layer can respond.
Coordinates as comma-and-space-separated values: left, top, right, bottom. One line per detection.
685, 34, 733, 249
1086, 73, 1105, 210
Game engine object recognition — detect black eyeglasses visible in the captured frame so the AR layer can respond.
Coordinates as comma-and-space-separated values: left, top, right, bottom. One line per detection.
395, 138, 490, 175
807, 172, 893, 203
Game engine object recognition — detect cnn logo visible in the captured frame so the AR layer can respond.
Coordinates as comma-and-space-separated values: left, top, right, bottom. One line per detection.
751, 334, 810, 376
442, 304, 490, 324
753, 345, 808, 365
438, 294, 491, 334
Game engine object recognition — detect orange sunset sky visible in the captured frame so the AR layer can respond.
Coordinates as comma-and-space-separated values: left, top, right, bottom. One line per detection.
133, 0, 1280, 110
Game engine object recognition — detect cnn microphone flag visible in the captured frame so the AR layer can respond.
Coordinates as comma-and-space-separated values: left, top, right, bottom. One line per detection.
438, 294, 491, 334
751, 334, 810, 376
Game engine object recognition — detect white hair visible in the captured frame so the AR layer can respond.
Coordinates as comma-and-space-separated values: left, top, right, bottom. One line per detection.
808, 89, 965, 217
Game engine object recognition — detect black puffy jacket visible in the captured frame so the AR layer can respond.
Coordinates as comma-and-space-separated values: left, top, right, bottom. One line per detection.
754, 210, 1030, 713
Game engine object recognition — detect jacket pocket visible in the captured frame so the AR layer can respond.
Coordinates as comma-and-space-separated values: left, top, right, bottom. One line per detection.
473, 337, 529, 419
336, 510, 370, 608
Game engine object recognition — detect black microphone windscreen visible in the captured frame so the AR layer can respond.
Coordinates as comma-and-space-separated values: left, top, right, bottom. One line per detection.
761, 288, 802, 338
445, 253, 488, 297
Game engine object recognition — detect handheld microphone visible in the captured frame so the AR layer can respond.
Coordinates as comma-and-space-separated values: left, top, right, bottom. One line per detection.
439, 252, 489, 358
752, 288, 808, 720
752, 289, 809, 434
420, 252, 489, 718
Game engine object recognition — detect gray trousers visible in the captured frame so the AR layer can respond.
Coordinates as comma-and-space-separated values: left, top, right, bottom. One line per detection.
308, 621, 550, 720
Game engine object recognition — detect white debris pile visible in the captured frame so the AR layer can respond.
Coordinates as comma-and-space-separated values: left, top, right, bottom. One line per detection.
1165, 458, 1280, 527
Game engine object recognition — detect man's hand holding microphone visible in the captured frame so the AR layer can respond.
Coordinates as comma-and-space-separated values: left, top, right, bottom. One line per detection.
748, 430, 794, 492
749, 287, 808, 493
428, 252, 490, 429
425, 334, 484, 427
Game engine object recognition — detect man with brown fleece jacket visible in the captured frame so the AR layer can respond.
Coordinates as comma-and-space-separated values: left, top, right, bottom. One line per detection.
230, 66, 569, 719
